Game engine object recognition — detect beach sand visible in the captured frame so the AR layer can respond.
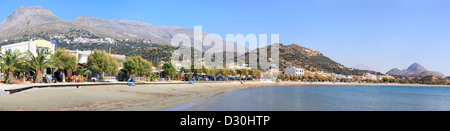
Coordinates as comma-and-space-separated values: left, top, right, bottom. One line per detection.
0, 81, 291, 111
0, 81, 448, 111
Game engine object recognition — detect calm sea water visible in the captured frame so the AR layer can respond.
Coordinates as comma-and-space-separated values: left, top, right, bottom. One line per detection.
164, 85, 450, 111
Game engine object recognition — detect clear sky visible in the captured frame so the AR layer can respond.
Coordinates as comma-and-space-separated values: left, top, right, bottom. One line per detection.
1, 0, 450, 76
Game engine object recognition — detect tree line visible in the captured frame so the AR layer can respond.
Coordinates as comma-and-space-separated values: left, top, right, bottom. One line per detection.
0, 48, 79, 84
0, 48, 132, 84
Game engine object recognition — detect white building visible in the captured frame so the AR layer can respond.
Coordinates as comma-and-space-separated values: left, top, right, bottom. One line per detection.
363, 73, 377, 80
68, 49, 92, 64
1, 40, 56, 76
284, 66, 304, 76
67, 49, 126, 70
1, 40, 55, 57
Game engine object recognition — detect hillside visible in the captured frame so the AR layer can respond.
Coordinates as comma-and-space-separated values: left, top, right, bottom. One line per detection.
246, 44, 382, 76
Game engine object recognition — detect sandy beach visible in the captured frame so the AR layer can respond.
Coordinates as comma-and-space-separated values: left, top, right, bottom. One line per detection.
0, 81, 291, 111
0, 81, 448, 111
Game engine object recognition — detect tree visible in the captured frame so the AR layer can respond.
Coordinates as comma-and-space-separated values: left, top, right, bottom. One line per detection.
231, 69, 237, 76
185, 73, 193, 81
76, 67, 91, 82
150, 73, 158, 81
236, 69, 250, 77
87, 50, 119, 80
288, 74, 294, 80
26, 48, 53, 83
162, 62, 176, 79
217, 69, 224, 76
308, 75, 314, 80
123, 55, 153, 77
180, 67, 186, 73
250, 70, 261, 78
281, 74, 287, 79
0, 50, 26, 84
51, 48, 77, 82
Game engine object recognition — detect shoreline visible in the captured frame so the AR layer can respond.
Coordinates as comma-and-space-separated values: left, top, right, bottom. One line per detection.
0, 81, 449, 111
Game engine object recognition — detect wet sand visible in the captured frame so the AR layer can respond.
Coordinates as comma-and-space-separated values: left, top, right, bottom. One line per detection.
0, 81, 448, 111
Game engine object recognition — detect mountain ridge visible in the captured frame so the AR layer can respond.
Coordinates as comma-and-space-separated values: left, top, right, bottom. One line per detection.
0, 6, 241, 52
386, 63, 445, 78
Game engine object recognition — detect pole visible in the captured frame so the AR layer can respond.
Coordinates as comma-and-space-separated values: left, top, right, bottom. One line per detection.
27, 21, 31, 83
27, 21, 31, 51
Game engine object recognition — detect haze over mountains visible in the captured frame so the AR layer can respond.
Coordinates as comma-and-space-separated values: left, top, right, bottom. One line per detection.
0, 6, 240, 52
386, 63, 446, 78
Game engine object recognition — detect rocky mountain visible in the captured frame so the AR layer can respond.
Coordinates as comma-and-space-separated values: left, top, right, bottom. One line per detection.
244, 43, 383, 76
71, 16, 192, 44
0, 6, 241, 52
386, 63, 445, 78
0, 6, 61, 31
386, 68, 402, 75
406, 63, 428, 74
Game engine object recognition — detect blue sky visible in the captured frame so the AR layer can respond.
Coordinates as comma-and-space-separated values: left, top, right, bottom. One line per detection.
1, 0, 450, 75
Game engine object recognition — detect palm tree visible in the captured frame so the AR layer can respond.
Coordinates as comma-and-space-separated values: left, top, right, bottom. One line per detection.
151, 73, 158, 81
0, 50, 26, 84
76, 67, 91, 82
26, 48, 53, 83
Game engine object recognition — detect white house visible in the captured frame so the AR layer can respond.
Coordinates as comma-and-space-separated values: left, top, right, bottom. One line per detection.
284, 65, 304, 76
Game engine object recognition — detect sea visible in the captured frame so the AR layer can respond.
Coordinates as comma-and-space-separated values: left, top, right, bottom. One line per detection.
164, 85, 450, 111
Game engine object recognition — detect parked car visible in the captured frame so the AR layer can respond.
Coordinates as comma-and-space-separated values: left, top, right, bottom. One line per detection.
207, 75, 215, 81
228, 77, 237, 81
246, 77, 254, 80
216, 76, 225, 81
195, 76, 207, 81
194, 76, 201, 81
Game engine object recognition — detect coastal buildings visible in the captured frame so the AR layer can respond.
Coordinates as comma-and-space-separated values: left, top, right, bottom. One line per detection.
67, 49, 126, 70
109, 54, 126, 70
284, 66, 304, 76
0, 39, 56, 57
446, 77, 450, 84
71, 37, 115, 44
422, 76, 440, 83
68, 49, 92, 64
363, 73, 377, 81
